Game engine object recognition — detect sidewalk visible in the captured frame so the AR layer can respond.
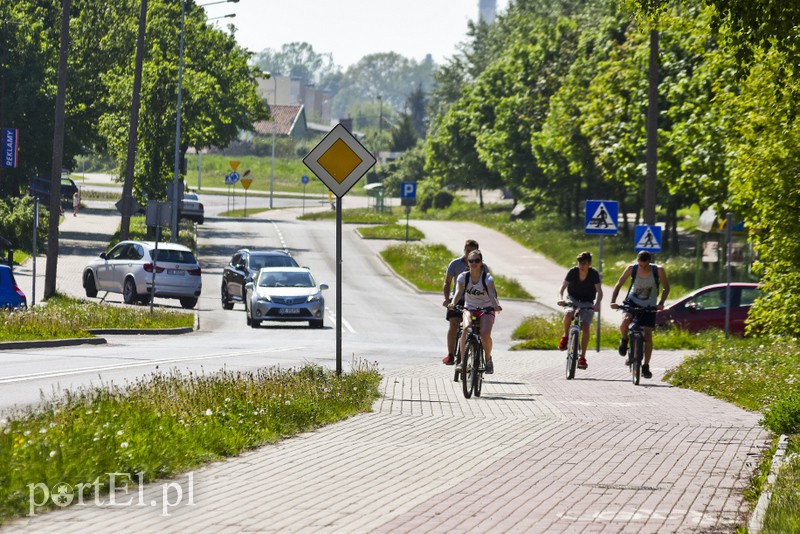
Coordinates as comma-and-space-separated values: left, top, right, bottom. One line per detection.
6, 210, 769, 532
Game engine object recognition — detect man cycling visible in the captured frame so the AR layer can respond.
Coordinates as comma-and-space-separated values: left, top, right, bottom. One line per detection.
441, 239, 480, 366
449, 250, 502, 374
557, 251, 602, 370
609, 250, 670, 379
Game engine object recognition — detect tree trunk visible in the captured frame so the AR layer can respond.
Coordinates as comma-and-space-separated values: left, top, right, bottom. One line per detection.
44, 0, 71, 299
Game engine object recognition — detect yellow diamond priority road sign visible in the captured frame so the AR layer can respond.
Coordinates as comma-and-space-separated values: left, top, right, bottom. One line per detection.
303, 123, 376, 197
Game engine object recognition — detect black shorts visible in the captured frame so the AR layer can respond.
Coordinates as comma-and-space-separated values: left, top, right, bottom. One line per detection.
446, 297, 465, 320
624, 303, 656, 328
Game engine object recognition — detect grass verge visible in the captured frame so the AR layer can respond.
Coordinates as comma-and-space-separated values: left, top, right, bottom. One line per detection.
0, 362, 381, 523
0, 294, 193, 342
380, 243, 533, 300
357, 224, 424, 241
299, 207, 398, 224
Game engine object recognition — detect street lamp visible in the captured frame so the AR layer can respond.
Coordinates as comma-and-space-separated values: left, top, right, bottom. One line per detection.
261, 71, 277, 209
207, 13, 236, 21
171, 0, 239, 241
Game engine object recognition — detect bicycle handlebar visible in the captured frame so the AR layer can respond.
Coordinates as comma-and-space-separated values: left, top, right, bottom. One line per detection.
451, 305, 496, 313
557, 301, 595, 310
614, 303, 659, 314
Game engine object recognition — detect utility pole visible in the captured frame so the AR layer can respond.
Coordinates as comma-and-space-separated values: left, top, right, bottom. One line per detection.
120, 0, 148, 241
644, 2, 659, 226
44, 0, 71, 299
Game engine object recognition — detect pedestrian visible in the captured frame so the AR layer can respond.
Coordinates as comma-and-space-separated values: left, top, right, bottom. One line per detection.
441, 239, 480, 365
72, 189, 81, 217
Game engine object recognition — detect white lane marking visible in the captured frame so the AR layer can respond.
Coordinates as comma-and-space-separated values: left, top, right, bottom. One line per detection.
326, 307, 356, 334
271, 220, 289, 252
0, 347, 301, 384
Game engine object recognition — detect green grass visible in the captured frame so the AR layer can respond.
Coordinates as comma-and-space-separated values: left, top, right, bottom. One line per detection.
357, 224, 424, 241
0, 294, 193, 342
299, 207, 399, 224
510, 314, 726, 350
380, 242, 533, 300
218, 208, 270, 218
0, 362, 381, 523
108, 216, 196, 252
763, 452, 800, 533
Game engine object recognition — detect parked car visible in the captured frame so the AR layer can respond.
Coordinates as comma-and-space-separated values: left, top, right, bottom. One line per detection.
83, 240, 202, 308
244, 267, 328, 328
656, 283, 762, 334
179, 192, 204, 224
0, 264, 27, 309
29, 175, 79, 203
221, 249, 299, 310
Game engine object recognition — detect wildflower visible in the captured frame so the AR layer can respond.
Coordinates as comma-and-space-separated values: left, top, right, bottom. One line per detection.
205, 409, 213, 416
116, 430, 124, 436
120, 442, 129, 448
49, 451, 56, 458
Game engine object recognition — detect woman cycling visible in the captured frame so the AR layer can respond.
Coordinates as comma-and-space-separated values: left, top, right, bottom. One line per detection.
449, 250, 502, 374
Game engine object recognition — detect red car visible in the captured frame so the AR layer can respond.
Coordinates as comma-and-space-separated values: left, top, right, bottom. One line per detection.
656, 283, 762, 335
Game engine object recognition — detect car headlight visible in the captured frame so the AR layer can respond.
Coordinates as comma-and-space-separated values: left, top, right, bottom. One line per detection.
257, 295, 272, 303
307, 294, 322, 302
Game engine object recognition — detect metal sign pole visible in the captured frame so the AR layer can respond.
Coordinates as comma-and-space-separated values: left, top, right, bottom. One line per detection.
724, 212, 733, 338
32, 198, 38, 306
596, 235, 605, 352
335, 195, 342, 376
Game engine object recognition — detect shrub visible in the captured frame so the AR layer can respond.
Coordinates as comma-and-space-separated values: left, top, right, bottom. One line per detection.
433, 190, 455, 210
761, 392, 800, 435
0, 196, 48, 254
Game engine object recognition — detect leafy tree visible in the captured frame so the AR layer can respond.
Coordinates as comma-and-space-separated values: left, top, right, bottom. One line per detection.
252, 41, 339, 87
391, 113, 417, 152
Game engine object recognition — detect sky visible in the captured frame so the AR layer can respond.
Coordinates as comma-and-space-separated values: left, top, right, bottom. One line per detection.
203, 0, 511, 69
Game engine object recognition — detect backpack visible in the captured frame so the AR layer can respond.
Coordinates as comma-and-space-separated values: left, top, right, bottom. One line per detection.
630, 263, 659, 291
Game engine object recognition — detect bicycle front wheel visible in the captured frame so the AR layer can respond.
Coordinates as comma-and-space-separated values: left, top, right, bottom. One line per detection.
462, 338, 478, 399
630, 333, 643, 385
474, 343, 484, 397
566, 328, 579, 380
453, 336, 462, 383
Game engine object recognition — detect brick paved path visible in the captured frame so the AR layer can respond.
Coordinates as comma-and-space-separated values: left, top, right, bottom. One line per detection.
9, 349, 767, 533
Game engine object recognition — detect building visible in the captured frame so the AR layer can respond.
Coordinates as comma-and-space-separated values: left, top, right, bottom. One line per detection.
257, 75, 331, 125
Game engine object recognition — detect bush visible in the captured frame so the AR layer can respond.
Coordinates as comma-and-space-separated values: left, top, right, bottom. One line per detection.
433, 190, 455, 210
0, 196, 48, 254
761, 392, 800, 435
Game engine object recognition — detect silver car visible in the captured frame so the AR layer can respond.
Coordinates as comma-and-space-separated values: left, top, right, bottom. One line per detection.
83, 240, 202, 308
179, 192, 204, 224
245, 267, 328, 328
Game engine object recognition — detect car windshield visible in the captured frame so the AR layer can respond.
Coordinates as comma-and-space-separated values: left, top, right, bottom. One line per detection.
250, 254, 298, 270
151, 249, 197, 264
259, 272, 314, 288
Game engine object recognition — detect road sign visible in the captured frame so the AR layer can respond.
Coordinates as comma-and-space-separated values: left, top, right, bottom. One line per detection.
634, 225, 662, 252
240, 178, 253, 190
400, 182, 416, 198
242, 168, 251, 178
585, 200, 618, 235
225, 171, 240, 185
2, 128, 19, 168
303, 123, 376, 197
229, 160, 240, 171
301, 175, 309, 185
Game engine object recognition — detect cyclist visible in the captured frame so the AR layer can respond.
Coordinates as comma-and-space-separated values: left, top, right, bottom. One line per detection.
441, 239, 480, 366
557, 251, 603, 370
609, 250, 671, 379
449, 250, 502, 374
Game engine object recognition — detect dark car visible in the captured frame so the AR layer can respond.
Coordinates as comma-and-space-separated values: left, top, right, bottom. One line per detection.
221, 249, 299, 309
656, 283, 762, 335
29, 175, 79, 202
0, 264, 27, 309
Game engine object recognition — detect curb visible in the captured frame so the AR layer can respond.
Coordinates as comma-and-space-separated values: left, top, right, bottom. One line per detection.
749, 434, 791, 533
86, 327, 194, 335
0, 337, 107, 351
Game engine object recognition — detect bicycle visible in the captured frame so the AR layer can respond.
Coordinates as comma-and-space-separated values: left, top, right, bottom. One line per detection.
558, 301, 594, 380
616, 303, 658, 385
454, 306, 493, 399
452, 323, 463, 383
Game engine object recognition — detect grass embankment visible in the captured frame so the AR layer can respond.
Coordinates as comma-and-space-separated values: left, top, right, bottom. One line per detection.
358, 224, 425, 241
0, 362, 381, 523
0, 295, 193, 342
299, 207, 398, 224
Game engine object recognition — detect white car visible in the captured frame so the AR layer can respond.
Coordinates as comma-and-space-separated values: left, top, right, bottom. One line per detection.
83, 240, 202, 308
179, 192, 204, 224
245, 267, 328, 328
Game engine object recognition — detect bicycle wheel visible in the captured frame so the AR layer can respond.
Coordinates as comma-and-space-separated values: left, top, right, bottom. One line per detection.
474, 343, 484, 397
462, 338, 477, 399
630, 333, 643, 385
453, 334, 462, 383
566, 327, 579, 380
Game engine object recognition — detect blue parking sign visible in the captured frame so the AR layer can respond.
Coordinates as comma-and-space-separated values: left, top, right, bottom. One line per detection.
400, 182, 416, 198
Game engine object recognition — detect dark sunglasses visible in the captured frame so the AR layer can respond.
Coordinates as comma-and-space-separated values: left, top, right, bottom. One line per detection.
468, 259, 482, 264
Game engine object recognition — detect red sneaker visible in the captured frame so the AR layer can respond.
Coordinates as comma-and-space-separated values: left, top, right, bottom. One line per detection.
558, 336, 568, 351
442, 354, 455, 365
577, 357, 588, 370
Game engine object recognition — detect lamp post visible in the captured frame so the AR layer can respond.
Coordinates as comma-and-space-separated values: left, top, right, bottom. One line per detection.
262, 71, 277, 209
171, 0, 239, 242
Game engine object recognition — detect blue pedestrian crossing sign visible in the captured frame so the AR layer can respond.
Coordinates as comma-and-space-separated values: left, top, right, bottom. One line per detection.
585, 200, 618, 235
634, 225, 662, 252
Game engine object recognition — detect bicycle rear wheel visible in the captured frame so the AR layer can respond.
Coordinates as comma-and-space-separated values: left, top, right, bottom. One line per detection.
566, 327, 579, 380
630, 333, 643, 385
474, 343, 484, 397
462, 338, 478, 399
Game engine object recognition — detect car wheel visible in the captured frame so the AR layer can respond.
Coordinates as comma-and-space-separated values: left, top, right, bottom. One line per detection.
309, 319, 323, 329
250, 319, 261, 328
180, 297, 197, 309
139, 293, 151, 305
123, 278, 137, 305
84, 271, 98, 298
221, 284, 234, 310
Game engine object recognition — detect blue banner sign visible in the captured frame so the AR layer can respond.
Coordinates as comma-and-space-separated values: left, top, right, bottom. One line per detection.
2, 128, 19, 168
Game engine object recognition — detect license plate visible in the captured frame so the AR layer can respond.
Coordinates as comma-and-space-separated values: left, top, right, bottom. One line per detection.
167, 269, 184, 275
279, 308, 300, 315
